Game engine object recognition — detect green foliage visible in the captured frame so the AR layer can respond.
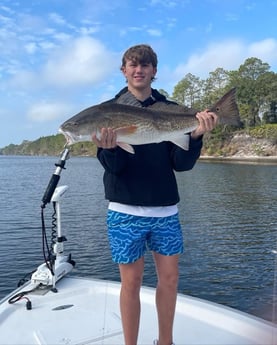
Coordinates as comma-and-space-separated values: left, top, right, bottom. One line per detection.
172, 57, 277, 128
202, 125, 235, 156
158, 89, 170, 98
248, 124, 277, 144
172, 73, 202, 107
0, 134, 97, 156
201, 124, 277, 156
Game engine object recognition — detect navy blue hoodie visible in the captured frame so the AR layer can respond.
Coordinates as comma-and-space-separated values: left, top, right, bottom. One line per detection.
96, 88, 203, 206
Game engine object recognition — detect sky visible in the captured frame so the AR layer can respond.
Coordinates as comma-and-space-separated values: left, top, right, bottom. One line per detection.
0, 0, 277, 148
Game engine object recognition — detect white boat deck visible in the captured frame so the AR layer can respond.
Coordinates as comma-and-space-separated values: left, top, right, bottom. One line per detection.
0, 276, 276, 345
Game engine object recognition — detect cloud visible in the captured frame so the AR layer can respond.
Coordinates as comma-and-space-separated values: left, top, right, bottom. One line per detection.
147, 29, 162, 37
24, 42, 38, 54
150, 0, 180, 8
173, 38, 277, 80
27, 101, 72, 122
43, 36, 119, 87
248, 38, 277, 66
7, 36, 120, 93
173, 39, 244, 78
8, 70, 38, 90
48, 12, 67, 26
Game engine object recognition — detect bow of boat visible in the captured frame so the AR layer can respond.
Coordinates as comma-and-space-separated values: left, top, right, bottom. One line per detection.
0, 276, 276, 345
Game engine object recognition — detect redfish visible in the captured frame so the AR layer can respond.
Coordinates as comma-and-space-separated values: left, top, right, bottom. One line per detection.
59, 88, 241, 154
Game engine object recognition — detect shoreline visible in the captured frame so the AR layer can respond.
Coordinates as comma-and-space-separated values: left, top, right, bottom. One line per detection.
1, 153, 277, 165
199, 155, 277, 165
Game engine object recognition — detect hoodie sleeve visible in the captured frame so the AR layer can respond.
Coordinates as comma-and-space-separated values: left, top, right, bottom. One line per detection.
171, 135, 203, 171
97, 147, 129, 174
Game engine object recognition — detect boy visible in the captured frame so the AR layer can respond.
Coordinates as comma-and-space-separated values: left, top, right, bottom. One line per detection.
93, 44, 217, 345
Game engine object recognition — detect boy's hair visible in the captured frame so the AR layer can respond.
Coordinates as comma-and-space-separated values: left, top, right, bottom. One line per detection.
121, 44, 158, 68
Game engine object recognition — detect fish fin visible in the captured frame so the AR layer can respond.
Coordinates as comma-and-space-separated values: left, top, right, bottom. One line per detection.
172, 134, 190, 151
115, 125, 137, 135
209, 88, 242, 127
114, 125, 137, 153
117, 142, 135, 154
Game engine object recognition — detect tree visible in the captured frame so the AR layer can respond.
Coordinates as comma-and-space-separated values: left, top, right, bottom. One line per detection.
256, 71, 277, 124
263, 101, 277, 124
230, 57, 271, 127
202, 68, 231, 106
204, 68, 230, 92
172, 73, 202, 107
158, 89, 170, 99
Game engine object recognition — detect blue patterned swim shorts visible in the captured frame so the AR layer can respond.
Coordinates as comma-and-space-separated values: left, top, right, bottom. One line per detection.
107, 210, 184, 264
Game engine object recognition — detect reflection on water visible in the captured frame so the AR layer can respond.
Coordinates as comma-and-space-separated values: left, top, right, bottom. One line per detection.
0, 156, 276, 322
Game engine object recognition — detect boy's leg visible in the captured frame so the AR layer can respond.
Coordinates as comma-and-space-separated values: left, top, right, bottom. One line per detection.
119, 257, 144, 345
153, 253, 179, 345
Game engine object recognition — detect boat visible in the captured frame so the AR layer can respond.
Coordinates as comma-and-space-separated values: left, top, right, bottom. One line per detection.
0, 149, 276, 345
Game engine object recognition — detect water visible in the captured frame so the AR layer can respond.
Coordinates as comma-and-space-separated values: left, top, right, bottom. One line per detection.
0, 155, 276, 322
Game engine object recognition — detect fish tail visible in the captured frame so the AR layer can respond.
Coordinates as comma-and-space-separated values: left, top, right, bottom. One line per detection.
209, 88, 242, 127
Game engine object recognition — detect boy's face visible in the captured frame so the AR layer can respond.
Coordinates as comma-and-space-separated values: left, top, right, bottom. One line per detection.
121, 58, 157, 90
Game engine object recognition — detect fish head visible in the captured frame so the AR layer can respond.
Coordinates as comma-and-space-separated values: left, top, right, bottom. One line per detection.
58, 127, 76, 145
59, 120, 94, 145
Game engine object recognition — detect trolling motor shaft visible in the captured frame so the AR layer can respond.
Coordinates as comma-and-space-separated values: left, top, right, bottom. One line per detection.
41, 148, 70, 207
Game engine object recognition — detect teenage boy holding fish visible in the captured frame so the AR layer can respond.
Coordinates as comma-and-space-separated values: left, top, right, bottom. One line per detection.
92, 44, 218, 345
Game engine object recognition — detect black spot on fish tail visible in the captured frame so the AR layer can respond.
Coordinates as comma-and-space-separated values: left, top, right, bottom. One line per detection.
209, 88, 242, 127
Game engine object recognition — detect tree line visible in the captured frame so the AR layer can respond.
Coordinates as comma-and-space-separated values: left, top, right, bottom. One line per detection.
160, 57, 277, 127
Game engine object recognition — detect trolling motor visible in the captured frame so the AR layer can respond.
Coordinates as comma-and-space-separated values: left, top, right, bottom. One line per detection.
41, 148, 70, 207
31, 148, 75, 289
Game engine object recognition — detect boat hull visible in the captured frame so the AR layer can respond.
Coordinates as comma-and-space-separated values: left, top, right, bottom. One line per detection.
0, 276, 276, 345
